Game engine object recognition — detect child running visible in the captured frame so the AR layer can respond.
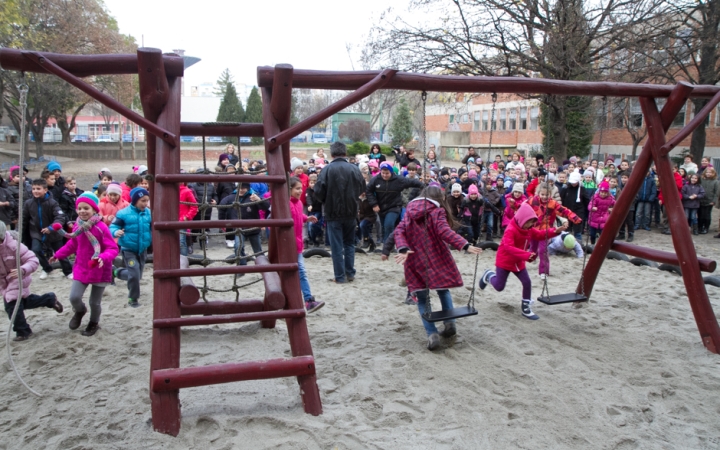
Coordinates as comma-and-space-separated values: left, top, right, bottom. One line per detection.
50, 193, 119, 336
99, 182, 129, 226
587, 181, 615, 245
479, 203, 567, 320
289, 177, 324, 313
110, 188, 152, 308
1, 222, 62, 341
394, 184, 482, 351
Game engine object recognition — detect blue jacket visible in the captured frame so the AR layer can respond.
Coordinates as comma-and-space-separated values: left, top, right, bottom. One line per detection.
637, 175, 657, 202
110, 205, 152, 254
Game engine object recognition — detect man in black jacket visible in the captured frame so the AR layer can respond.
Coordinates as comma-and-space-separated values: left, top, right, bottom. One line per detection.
366, 162, 425, 243
314, 142, 365, 283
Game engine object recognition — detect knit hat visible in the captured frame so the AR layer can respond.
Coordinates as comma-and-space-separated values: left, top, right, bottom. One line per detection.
598, 181, 610, 192
570, 156, 578, 164
130, 187, 150, 206
451, 183, 462, 193
218, 153, 230, 164
568, 171, 582, 184
315, 158, 325, 165
76, 192, 100, 212
368, 160, 379, 169
379, 162, 393, 171
468, 169, 478, 179
0, 221, 6, 241
467, 157, 475, 164
563, 234, 576, 249
47, 161, 62, 172
458, 167, 468, 176
428, 181, 441, 188
9, 166, 20, 177
468, 184, 479, 196
291, 158, 304, 171
512, 183, 524, 193
106, 182, 123, 196
136, 164, 148, 175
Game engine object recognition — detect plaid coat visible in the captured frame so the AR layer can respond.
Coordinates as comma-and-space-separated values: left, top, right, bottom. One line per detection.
394, 197, 469, 292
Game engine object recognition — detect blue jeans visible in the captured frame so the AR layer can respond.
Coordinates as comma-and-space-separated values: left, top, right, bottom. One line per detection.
481, 211, 494, 237
326, 218, 356, 282
235, 233, 263, 265
685, 208, 698, 225
359, 219, 374, 241
380, 211, 400, 243
308, 212, 324, 245
179, 233, 188, 256
415, 289, 455, 335
297, 254, 312, 301
635, 201, 652, 229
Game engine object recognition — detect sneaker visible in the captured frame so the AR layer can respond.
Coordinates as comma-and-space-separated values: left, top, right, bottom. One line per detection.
521, 300, 540, 320
305, 299, 325, 314
479, 269, 495, 290
66, 273, 73, 280
617, 233, 625, 240
13, 333, 32, 342
69, 310, 86, 330
128, 298, 140, 308
539, 273, 547, 280
427, 333, 441, 350
39, 272, 48, 280
225, 240, 235, 248
439, 322, 456, 338
404, 292, 417, 305
81, 321, 100, 336
627, 234, 634, 243
643, 226, 651, 231
52, 296, 63, 313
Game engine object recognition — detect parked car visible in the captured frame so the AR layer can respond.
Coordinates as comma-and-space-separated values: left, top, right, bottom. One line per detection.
312, 133, 328, 144
207, 137, 224, 143
180, 136, 195, 143
73, 135, 90, 142
239, 136, 251, 144
95, 135, 114, 142
290, 135, 306, 143
123, 134, 141, 142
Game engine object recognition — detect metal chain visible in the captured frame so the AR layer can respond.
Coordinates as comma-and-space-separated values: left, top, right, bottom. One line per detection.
419, 91, 434, 320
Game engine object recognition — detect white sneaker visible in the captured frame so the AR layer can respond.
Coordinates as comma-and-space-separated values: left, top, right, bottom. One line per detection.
39, 272, 48, 280
66, 273, 73, 280
539, 273, 547, 280
225, 240, 234, 248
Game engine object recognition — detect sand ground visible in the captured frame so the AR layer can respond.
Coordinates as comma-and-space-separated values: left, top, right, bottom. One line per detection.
1, 158, 720, 449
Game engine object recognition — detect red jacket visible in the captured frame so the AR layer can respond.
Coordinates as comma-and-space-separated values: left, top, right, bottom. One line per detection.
528, 196, 579, 230
503, 192, 527, 227
179, 185, 198, 221
121, 182, 131, 203
290, 196, 307, 254
497, 203, 559, 272
658, 172, 683, 205
394, 197, 469, 292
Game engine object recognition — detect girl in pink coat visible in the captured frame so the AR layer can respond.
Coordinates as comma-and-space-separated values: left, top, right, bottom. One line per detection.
587, 181, 616, 245
503, 183, 527, 228
0, 222, 62, 341
289, 177, 323, 314
51, 192, 119, 337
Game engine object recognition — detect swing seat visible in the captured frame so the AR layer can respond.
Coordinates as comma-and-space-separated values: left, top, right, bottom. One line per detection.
537, 293, 588, 305
424, 306, 478, 323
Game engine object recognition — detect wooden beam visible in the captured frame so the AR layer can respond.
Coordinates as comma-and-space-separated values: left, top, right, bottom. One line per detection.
180, 122, 264, 137
660, 89, 720, 155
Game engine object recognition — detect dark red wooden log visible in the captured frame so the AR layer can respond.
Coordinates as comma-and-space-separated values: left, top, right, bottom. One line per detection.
137, 48, 169, 123
155, 174, 286, 184
270, 64, 295, 172
151, 356, 316, 392
22, 52, 177, 148
178, 256, 200, 306
268, 69, 397, 149
256, 255, 286, 329
180, 122, 264, 137
641, 97, 720, 354
149, 76, 183, 436
0, 48, 184, 78
154, 263, 298, 279
154, 309, 305, 328
154, 218, 293, 231
610, 242, 717, 272
579, 82, 695, 298
180, 300, 264, 316
661, 89, 720, 155
257, 67, 720, 98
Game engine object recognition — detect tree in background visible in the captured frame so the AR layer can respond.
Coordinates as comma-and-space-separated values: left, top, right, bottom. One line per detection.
214, 69, 234, 98
216, 78, 245, 145
338, 120, 371, 143
540, 97, 594, 159
245, 87, 263, 145
389, 98, 413, 146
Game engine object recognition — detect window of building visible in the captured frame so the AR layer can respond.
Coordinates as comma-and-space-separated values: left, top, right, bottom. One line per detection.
473, 112, 480, 131
672, 103, 686, 127
630, 99, 642, 128
509, 108, 517, 130
611, 101, 625, 128
520, 108, 527, 130
499, 108, 507, 130
529, 106, 539, 130
482, 111, 489, 131
462, 113, 469, 123
449, 114, 454, 123
716, 105, 720, 126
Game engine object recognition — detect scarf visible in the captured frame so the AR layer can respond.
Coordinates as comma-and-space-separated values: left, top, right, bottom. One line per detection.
56, 214, 103, 266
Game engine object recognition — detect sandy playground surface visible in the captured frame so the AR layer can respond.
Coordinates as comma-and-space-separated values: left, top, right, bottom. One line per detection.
1, 158, 720, 449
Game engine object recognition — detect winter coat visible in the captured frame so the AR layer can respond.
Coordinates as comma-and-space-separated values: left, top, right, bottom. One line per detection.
294, 173, 309, 206
700, 178, 719, 207
368, 152, 386, 163
179, 185, 198, 222
55, 220, 119, 284
0, 186, 16, 225
615, 185, 636, 211
547, 232, 584, 258
396, 153, 421, 168
401, 178, 423, 207
314, 157, 365, 221
462, 152, 480, 165
587, 193, 616, 229
218, 189, 270, 235
446, 193, 464, 219
681, 183, 705, 209
560, 184, 589, 220
121, 182, 132, 203
22, 193, 66, 245
496, 203, 559, 272
637, 175, 658, 202
191, 182, 218, 208
658, 172, 683, 205
502, 193, 527, 227
0, 232, 38, 303
99, 196, 130, 226
110, 205, 153, 254
358, 197, 377, 222
482, 186, 502, 208
527, 196, 579, 230
216, 180, 236, 205
290, 196, 308, 254
394, 197, 469, 292
306, 187, 324, 215
461, 197, 500, 222
366, 172, 425, 215
59, 188, 84, 223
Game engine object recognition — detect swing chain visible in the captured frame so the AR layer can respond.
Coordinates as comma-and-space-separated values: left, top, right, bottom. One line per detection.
420, 91, 433, 320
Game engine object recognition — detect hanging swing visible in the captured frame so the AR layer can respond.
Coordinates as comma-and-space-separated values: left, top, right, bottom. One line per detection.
537, 97, 608, 305
417, 91, 481, 322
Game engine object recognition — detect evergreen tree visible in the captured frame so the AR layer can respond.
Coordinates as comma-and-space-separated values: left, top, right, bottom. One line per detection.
245, 87, 263, 145
214, 68, 234, 98
540, 96, 593, 159
216, 82, 245, 145
389, 98, 413, 146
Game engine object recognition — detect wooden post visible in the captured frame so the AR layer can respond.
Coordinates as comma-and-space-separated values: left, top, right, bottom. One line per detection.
149, 76, 182, 435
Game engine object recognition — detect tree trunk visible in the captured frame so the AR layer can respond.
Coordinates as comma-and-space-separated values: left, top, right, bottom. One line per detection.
690, 98, 709, 163
57, 117, 72, 145
550, 102, 569, 161
631, 140, 640, 161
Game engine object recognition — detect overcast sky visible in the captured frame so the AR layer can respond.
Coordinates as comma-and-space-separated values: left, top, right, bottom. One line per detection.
102, 0, 402, 98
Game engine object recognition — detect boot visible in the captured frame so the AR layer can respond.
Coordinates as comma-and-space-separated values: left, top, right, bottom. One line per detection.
361, 237, 370, 249
700, 226, 708, 235
617, 231, 625, 240
692, 224, 699, 235
81, 321, 100, 337
626, 233, 634, 243
521, 299, 539, 320
427, 333, 441, 350
485, 232, 493, 242
69, 309, 86, 330
439, 322, 457, 338
367, 237, 376, 253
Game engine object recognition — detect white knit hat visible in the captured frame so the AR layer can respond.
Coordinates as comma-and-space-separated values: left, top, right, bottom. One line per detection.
290, 158, 304, 171
451, 183, 462, 193
512, 183, 524, 193
568, 170, 582, 184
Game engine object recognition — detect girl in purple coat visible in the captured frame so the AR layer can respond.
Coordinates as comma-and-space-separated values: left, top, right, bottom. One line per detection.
51, 193, 119, 336
587, 181, 616, 245
394, 185, 482, 351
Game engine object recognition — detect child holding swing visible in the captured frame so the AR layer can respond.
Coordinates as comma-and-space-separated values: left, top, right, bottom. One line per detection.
394, 184, 482, 351
479, 202, 567, 320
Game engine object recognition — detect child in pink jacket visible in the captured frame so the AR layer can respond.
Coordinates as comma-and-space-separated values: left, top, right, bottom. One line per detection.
51, 192, 119, 337
1, 222, 62, 341
99, 182, 129, 226
289, 177, 323, 314
587, 181, 616, 245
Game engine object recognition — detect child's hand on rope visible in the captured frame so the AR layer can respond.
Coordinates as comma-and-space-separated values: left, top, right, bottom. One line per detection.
394, 250, 413, 265
527, 252, 537, 262
249, 194, 260, 202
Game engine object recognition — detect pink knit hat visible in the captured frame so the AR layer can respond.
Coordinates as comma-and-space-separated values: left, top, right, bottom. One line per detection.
598, 181, 610, 192
468, 184, 479, 195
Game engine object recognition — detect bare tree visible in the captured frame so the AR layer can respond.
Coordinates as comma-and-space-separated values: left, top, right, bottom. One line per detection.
367, 0, 674, 160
